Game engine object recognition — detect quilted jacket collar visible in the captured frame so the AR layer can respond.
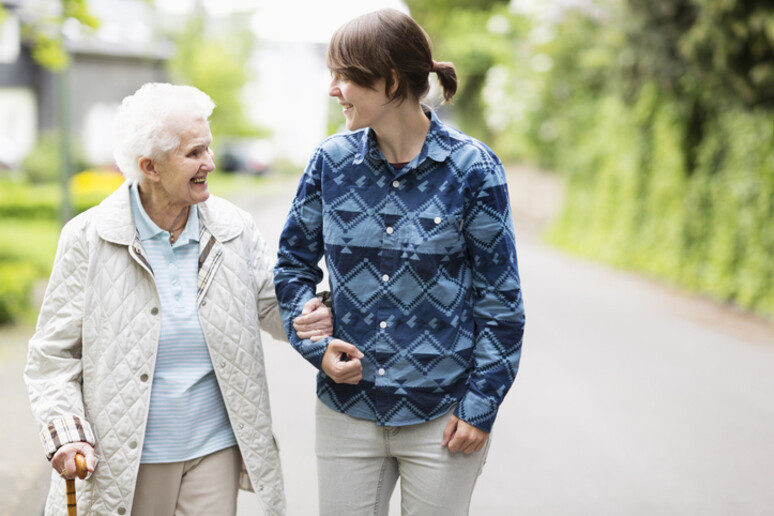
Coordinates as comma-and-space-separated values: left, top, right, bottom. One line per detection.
95, 182, 243, 245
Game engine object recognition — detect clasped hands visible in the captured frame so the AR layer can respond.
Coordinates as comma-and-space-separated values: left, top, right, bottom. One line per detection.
293, 297, 363, 385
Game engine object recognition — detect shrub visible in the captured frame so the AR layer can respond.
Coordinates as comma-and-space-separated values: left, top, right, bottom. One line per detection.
0, 260, 38, 325
21, 130, 86, 184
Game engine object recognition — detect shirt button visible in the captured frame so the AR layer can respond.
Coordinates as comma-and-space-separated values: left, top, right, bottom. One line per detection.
386, 227, 394, 235
378, 368, 386, 376
382, 274, 389, 282
379, 321, 387, 329
434, 216, 442, 224
392, 180, 400, 188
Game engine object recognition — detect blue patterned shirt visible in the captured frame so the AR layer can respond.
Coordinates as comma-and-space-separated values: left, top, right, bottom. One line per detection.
274, 109, 524, 432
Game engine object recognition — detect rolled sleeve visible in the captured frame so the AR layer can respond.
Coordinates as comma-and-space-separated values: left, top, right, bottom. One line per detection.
40, 415, 96, 460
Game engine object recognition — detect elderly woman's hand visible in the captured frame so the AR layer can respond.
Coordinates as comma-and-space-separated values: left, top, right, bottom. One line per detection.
294, 297, 334, 341
51, 442, 97, 480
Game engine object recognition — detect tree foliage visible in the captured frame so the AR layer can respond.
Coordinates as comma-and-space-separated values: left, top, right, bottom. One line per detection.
621, 0, 774, 109
405, 0, 515, 140
10, 0, 100, 70
167, 11, 265, 140
536, 0, 774, 317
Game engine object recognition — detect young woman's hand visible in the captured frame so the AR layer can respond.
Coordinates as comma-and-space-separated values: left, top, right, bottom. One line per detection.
321, 339, 364, 384
441, 415, 489, 454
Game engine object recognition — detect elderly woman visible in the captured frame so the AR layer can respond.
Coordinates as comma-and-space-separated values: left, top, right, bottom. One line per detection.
25, 83, 330, 516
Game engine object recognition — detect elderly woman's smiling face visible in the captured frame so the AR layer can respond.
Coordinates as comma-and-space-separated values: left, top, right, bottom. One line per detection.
150, 118, 215, 208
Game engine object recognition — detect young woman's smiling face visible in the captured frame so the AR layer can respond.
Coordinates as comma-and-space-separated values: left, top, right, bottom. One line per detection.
329, 74, 391, 132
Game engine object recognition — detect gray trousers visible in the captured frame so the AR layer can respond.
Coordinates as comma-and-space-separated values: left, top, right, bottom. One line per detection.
316, 400, 490, 516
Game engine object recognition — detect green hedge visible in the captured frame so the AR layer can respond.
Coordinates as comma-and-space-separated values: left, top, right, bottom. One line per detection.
0, 217, 60, 324
547, 86, 774, 317
0, 260, 39, 325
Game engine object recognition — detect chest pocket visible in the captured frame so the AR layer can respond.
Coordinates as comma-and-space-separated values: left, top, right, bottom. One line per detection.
403, 209, 464, 253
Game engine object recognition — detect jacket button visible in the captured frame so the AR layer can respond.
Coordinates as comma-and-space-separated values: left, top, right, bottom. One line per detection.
118, 508, 126, 515
201, 300, 207, 306
150, 307, 159, 315
129, 441, 137, 449
140, 374, 149, 382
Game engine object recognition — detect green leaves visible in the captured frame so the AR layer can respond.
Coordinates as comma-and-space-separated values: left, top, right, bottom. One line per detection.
168, 12, 267, 141
16, 0, 100, 70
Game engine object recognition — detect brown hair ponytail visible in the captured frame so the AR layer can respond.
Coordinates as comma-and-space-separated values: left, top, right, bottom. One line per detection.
328, 9, 459, 105
432, 60, 458, 104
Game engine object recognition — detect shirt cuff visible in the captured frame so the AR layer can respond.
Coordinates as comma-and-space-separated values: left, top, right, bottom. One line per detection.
454, 390, 499, 434
40, 415, 96, 460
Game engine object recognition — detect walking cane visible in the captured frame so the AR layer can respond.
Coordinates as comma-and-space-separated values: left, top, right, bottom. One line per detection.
66, 453, 88, 516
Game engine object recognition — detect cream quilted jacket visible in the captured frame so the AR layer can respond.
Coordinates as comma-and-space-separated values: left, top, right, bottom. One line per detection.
25, 182, 287, 515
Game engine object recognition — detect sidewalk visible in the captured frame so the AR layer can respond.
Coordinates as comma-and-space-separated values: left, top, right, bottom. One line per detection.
0, 323, 49, 516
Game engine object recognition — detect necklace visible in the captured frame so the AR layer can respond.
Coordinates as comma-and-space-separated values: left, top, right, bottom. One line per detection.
168, 222, 187, 244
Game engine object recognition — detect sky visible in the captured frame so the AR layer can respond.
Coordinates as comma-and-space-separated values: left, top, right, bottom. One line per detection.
156, 0, 408, 43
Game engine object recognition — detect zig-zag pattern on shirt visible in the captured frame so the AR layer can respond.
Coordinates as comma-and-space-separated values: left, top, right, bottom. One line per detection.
275, 109, 524, 433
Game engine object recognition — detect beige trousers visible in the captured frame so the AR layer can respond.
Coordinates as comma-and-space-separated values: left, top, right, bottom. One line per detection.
131, 445, 241, 516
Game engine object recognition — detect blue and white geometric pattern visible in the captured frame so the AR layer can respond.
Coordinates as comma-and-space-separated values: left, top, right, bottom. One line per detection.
274, 109, 525, 433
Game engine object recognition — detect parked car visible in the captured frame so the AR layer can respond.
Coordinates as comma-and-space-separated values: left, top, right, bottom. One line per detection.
217, 139, 274, 175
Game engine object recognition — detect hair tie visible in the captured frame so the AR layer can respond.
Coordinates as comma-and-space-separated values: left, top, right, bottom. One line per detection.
431, 60, 438, 72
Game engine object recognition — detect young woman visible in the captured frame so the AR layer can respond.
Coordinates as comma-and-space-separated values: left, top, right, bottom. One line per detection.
274, 9, 525, 516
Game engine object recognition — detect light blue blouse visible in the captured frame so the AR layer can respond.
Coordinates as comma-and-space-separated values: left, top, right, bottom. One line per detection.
130, 184, 235, 463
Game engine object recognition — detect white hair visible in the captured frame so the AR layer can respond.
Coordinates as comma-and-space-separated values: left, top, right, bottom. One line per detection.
112, 83, 215, 182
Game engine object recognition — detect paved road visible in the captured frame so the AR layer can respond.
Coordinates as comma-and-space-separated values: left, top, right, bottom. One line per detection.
2, 168, 773, 515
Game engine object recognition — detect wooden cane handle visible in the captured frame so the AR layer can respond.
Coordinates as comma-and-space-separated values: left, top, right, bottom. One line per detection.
66, 453, 88, 516
75, 453, 88, 479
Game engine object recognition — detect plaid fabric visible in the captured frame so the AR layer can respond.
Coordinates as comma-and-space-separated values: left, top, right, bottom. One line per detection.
197, 227, 223, 304
40, 415, 96, 460
239, 461, 254, 491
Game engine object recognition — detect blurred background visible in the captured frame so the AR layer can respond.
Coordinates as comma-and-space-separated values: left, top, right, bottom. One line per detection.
1, 0, 773, 515
2, 0, 773, 327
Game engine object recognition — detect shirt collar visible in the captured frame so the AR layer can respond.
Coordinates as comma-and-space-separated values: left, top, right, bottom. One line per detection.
129, 182, 200, 245
352, 106, 452, 168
